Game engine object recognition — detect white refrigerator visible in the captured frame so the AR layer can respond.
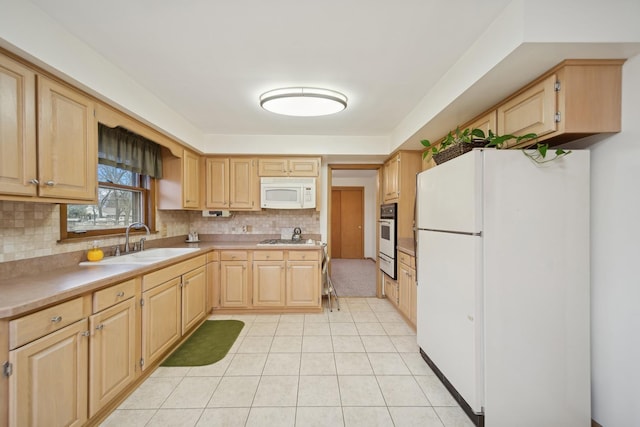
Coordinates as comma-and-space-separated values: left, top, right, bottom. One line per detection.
416, 149, 590, 427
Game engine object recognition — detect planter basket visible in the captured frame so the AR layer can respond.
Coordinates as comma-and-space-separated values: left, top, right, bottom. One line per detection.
432, 140, 486, 165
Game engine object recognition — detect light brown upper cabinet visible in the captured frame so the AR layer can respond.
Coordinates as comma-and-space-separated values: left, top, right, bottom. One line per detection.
258, 157, 320, 177
205, 157, 259, 210
0, 53, 36, 197
497, 60, 623, 147
382, 154, 400, 203
158, 149, 202, 210
382, 151, 422, 239
497, 74, 559, 147
465, 111, 498, 138
0, 52, 97, 202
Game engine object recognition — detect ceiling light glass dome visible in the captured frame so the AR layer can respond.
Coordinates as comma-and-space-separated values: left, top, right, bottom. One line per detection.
259, 87, 347, 117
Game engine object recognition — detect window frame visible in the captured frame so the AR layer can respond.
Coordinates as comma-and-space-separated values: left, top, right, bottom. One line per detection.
59, 172, 156, 241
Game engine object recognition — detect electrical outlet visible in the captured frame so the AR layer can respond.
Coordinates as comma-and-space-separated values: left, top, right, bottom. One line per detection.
241, 225, 248, 233
161, 223, 167, 237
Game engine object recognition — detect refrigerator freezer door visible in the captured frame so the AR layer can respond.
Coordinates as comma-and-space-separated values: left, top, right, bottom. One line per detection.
416, 229, 484, 413
416, 150, 482, 234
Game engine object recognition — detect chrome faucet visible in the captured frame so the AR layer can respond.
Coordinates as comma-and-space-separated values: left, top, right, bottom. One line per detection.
125, 222, 151, 253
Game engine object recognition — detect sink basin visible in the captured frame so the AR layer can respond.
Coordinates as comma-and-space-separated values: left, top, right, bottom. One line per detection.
80, 247, 200, 266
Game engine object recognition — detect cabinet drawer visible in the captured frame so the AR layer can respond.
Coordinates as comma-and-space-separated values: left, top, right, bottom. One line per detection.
398, 252, 415, 268
220, 250, 248, 261
9, 297, 86, 350
288, 250, 319, 261
93, 278, 137, 313
142, 255, 206, 292
253, 250, 284, 261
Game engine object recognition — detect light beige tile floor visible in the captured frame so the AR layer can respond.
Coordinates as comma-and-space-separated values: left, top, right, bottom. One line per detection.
101, 297, 474, 427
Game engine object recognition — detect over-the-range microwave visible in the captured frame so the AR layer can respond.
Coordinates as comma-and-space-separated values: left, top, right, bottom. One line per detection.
260, 177, 316, 209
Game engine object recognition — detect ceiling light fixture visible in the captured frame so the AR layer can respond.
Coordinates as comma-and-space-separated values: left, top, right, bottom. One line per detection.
259, 87, 347, 117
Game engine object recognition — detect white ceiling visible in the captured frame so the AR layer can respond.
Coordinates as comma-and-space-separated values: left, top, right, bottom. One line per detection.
28, 0, 513, 138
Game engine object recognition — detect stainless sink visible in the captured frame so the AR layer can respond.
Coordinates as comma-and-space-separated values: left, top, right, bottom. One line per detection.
79, 247, 200, 266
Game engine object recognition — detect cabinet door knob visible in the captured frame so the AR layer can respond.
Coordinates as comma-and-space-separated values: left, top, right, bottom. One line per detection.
45, 180, 56, 186
96, 324, 104, 330
116, 291, 125, 297
51, 316, 62, 323
29, 179, 39, 185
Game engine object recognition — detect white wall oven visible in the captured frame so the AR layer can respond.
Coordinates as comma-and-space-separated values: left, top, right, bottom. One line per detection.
379, 203, 397, 279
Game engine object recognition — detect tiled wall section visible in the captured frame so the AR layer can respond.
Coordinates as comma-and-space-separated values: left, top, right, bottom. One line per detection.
188, 209, 320, 238
0, 201, 320, 262
0, 201, 190, 263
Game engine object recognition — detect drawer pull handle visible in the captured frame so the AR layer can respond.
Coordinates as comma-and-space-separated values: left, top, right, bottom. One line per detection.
51, 316, 62, 323
116, 291, 125, 297
45, 180, 56, 186
96, 324, 104, 330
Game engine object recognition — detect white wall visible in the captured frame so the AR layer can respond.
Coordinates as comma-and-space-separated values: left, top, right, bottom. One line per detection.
330, 173, 378, 259
590, 54, 640, 427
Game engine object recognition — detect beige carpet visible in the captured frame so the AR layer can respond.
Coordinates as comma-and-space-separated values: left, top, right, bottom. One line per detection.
330, 258, 377, 297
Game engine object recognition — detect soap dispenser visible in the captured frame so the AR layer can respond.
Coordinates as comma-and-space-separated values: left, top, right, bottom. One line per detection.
87, 240, 104, 262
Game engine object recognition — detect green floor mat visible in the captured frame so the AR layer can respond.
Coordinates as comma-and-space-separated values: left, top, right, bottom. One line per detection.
161, 320, 244, 367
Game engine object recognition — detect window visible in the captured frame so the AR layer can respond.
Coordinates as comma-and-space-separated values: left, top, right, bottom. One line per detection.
60, 164, 155, 240
60, 123, 162, 240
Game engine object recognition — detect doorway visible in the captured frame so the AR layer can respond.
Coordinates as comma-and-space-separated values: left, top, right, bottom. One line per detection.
331, 187, 364, 259
328, 166, 381, 297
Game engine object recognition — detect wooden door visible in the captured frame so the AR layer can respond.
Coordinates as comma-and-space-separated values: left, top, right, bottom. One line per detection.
181, 266, 207, 334
205, 158, 229, 208
89, 298, 136, 417
141, 278, 181, 369
331, 187, 364, 259
9, 319, 89, 427
0, 53, 37, 197
37, 75, 97, 201
220, 261, 249, 307
253, 261, 286, 307
182, 150, 201, 208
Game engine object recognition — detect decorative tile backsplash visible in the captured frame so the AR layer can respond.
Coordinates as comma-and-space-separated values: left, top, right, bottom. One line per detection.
188, 209, 320, 237
0, 201, 320, 262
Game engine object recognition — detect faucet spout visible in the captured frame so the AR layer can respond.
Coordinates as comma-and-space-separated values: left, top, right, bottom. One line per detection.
125, 222, 151, 253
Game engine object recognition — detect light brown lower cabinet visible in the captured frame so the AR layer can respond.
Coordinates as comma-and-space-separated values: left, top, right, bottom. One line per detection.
397, 252, 417, 327
286, 260, 320, 307
253, 260, 286, 307
141, 277, 182, 370
220, 260, 249, 308
181, 266, 207, 334
9, 319, 89, 427
89, 298, 137, 417
206, 251, 220, 311
384, 274, 398, 306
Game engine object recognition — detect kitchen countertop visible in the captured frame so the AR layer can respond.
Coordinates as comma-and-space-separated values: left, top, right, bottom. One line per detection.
397, 238, 416, 257
0, 240, 322, 319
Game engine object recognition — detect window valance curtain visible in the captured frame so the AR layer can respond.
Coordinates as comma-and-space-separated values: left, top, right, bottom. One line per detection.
98, 123, 163, 178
